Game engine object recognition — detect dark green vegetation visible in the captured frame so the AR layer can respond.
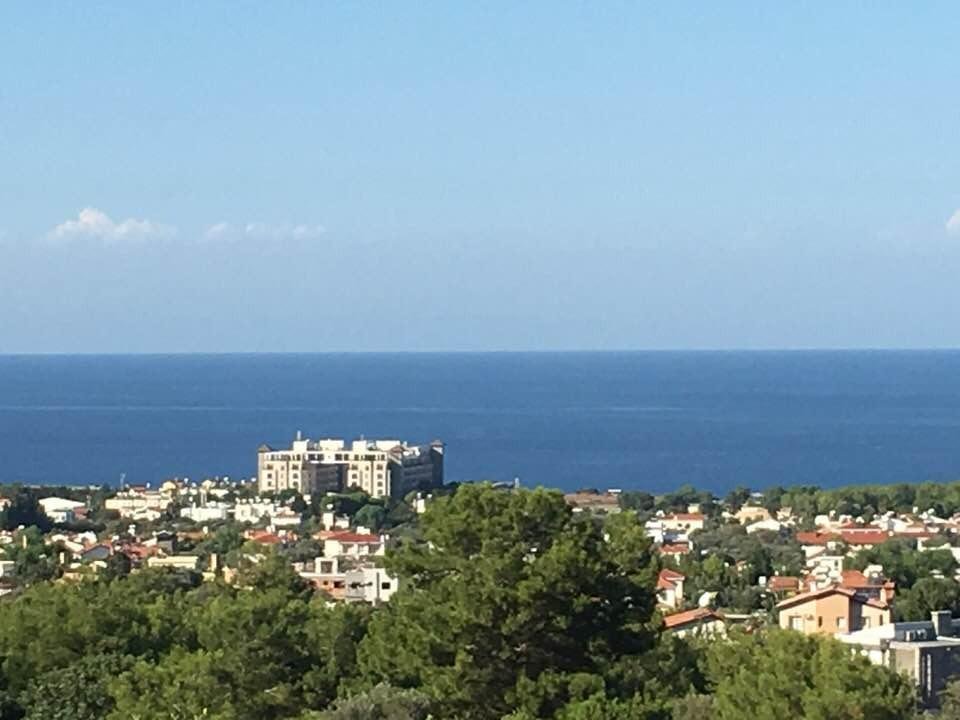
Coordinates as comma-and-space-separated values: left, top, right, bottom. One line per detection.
0, 484, 934, 719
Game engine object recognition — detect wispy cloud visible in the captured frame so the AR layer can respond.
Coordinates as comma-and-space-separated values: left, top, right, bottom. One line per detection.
202, 221, 326, 243
947, 209, 960, 236
48, 208, 176, 243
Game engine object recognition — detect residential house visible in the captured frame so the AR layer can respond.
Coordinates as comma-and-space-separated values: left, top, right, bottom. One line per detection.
764, 575, 800, 597
777, 586, 891, 635
746, 518, 783, 534
734, 505, 771, 524
38, 497, 86, 524
147, 554, 201, 571
662, 607, 726, 637
320, 531, 385, 559
657, 568, 686, 609
839, 528, 891, 552
180, 502, 230, 523
836, 569, 896, 605
105, 489, 170, 518
344, 566, 398, 604
564, 491, 621, 514
234, 500, 279, 525
299, 556, 347, 600
658, 542, 692, 559
661, 513, 706, 534
270, 507, 303, 528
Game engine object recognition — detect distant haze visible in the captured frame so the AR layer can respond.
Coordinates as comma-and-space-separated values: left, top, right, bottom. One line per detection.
1, 4, 959, 352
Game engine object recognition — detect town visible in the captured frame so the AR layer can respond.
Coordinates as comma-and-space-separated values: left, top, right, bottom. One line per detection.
0, 434, 445, 605
4, 438, 960, 716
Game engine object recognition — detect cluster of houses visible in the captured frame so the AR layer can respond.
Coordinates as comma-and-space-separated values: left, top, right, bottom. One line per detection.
644, 502, 960, 709
562, 491, 960, 708
0, 479, 404, 606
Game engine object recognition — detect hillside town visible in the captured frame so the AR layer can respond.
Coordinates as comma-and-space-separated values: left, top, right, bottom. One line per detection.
566, 487, 960, 708
6, 443, 960, 711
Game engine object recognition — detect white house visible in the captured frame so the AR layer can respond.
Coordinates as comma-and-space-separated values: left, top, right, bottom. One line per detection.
746, 518, 783, 534
147, 555, 201, 571
344, 566, 398, 604
38, 497, 86, 524
322, 532, 385, 559
180, 503, 230, 523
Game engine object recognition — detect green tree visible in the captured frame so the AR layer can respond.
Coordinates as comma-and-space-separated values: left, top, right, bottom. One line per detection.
893, 577, 960, 621
102, 551, 132, 581
619, 492, 655, 514
705, 628, 915, 720
0, 490, 52, 533
848, 539, 956, 590
670, 693, 714, 720
108, 648, 238, 720
315, 684, 432, 720
357, 485, 667, 720
723, 486, 752, 512
354, 505, 387, 532
20, 653, 134, 720
939, 678, 960, 719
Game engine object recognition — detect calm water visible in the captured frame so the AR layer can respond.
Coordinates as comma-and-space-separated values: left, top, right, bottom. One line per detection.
1, 352, 960, 493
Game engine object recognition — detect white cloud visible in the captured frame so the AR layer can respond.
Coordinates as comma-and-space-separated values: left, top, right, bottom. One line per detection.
202, 221, 326, 242
947, 209, 960, 236
48, 208, 175, 244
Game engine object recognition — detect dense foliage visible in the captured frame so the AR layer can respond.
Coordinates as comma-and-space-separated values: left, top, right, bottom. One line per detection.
0, 484, 932, 718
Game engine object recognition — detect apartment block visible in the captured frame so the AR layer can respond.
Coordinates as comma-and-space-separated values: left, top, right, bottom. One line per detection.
257, 434, 443, 499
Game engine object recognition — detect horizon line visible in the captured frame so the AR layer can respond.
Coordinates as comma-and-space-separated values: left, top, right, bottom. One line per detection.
3, 346, 960, 357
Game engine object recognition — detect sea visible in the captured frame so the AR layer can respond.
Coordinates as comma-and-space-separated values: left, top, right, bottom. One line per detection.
1, 351, 960, 495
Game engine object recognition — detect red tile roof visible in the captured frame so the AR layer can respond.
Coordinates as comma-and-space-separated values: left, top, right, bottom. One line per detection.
767, 576, 800, 592
795, 531, 836, 546
663, 607, 724, 629
249, 532, 283, 545
839, 569, 871, 588
795, 529, 890, 547
658, 543, 691, 555
657, 568, 686, 590
839, 529, 889, 546
776, 585, 889, 611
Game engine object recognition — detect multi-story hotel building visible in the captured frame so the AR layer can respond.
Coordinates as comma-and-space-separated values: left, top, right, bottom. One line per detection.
257, 434, 443, 499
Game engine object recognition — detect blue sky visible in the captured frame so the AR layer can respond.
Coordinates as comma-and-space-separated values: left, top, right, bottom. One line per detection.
1, 2, 959, 352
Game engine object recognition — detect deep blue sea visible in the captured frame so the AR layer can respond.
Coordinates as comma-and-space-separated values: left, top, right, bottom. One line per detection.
2, 351, 960, 494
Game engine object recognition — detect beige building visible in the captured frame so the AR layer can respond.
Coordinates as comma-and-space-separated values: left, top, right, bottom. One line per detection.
105, 489, 171, 518
734, 504, 771, 524
257, 434, 443, 499
777, 586, 891, 635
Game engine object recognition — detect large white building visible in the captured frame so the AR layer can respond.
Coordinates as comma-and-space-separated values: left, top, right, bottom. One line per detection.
38, 497, 86, 524
257, 434, 443, 499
